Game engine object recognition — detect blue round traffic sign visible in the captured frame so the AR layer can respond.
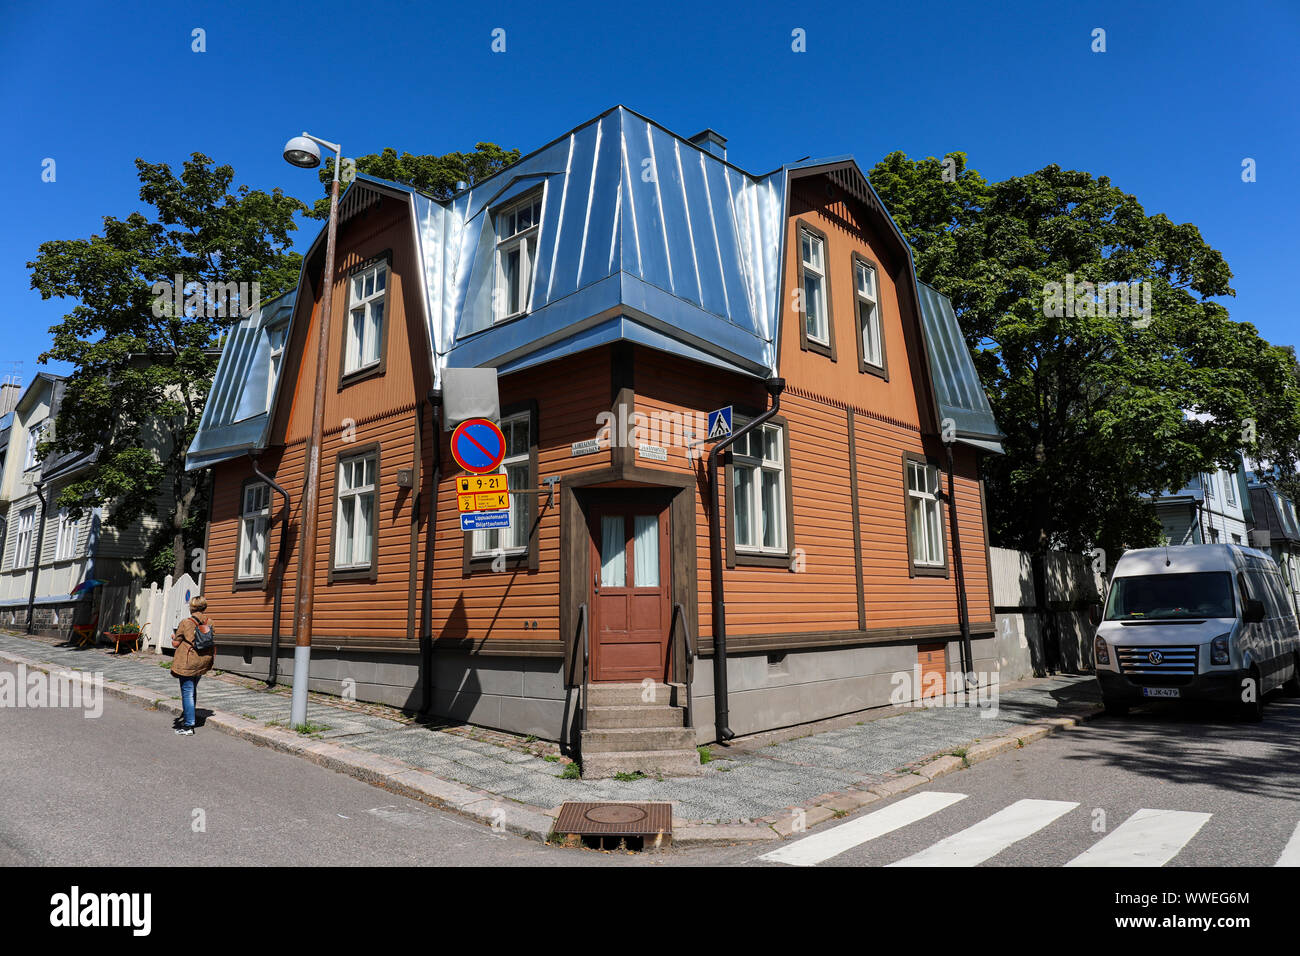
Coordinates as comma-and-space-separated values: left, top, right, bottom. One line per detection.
450, 418, 507, 475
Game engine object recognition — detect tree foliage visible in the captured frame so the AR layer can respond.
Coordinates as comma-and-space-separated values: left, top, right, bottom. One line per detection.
869, 152, 1300, 556
29, 154, 306, 581
307, 143, 521, 218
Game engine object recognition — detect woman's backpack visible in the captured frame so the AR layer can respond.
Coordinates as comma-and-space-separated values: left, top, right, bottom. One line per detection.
190, 616, 216, 653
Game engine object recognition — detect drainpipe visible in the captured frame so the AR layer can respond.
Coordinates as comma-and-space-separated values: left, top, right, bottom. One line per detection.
420, 388, 442, 715
707, 376, 785, 743
944, 442, 974, 701
249, 452, 290, 686
25, 480, 49, 635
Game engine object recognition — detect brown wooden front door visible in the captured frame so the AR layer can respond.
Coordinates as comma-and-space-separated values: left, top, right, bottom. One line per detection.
588, 500, 671, 682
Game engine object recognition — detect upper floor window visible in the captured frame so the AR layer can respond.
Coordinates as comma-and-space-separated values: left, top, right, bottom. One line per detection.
906, 457, 946, 572
1203, 472, 1216, 499
238, 482, 270, 581
854, 256, 884, 373
12, 507, 35, 569
1223, 469, 1237, 506
334, 451, 377, 572
266, 323, 288, 409
799, 227, 830, 347
732, 423, 788, 555
473, 412, 532, 557
54, 509, 78, 562
494, 193, 541, 322
344, 262, 386, 376
24, 422, 45, 471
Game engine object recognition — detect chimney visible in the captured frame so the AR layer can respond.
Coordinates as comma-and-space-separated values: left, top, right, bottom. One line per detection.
0, 376, 21, 418
688, 128, 728, 162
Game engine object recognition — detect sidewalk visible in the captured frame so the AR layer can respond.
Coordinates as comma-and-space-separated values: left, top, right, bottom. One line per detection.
0, 629, 1102, 846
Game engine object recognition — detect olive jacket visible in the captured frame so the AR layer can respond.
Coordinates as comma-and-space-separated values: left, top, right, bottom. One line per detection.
172, 613, 215, 678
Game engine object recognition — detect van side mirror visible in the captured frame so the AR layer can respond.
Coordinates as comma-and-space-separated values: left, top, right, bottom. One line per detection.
1087, 602, 1103, 626
1243, 598, 1266, 624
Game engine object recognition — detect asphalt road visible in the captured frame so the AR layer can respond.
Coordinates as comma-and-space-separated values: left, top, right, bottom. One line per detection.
5, 660, 1298, 867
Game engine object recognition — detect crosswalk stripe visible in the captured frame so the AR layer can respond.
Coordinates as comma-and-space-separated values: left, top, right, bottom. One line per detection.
1274, 821, 1300, 867
758, 791, 968, 867
888, 798, 1079, 867
1065, 808, 1211, 867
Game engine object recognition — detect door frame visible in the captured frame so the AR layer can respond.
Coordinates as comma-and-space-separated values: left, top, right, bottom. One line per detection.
560, 466, 697, 687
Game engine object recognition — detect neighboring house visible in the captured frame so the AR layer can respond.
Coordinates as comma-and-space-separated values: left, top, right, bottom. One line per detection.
1153, 454, 1252, 547
1246, 477, 1300, 614
0, 373, 164, 637
187, 106, 1005, 760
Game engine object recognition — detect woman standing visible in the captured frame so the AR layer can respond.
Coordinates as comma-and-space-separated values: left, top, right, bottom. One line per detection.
171, 596, 215, 735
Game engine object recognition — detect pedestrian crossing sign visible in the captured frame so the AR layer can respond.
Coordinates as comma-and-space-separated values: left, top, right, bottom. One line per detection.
707, 405, 733, 440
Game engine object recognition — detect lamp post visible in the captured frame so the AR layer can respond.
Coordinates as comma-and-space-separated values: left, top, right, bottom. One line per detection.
282, 132, 342, 728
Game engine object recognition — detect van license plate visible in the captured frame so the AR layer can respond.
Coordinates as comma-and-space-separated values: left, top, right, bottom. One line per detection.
1142, 687, 1180, 699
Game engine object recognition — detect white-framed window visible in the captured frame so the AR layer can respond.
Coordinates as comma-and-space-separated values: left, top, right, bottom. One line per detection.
238, 482, 270, 580
12, 507, 35, 569
1203, 472, 1215, 499
493, 192, 542, 322
266, 323, 288, 409
24, 422, 45, 471
344, 262, 387, 375
855, 257, 883, 369
54, 509, 78, 562
334, 452, 377, 570
799, 229, 829, 345
907, 459, 945, 567
732, 423, 788, 554
1223, 469, 1237, 506
473, 413, 532, 556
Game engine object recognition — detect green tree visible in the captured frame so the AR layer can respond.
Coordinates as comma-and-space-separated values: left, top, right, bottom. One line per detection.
307, 143, 521, 218
29, 154, 306, 582
870, 152, 1300, 558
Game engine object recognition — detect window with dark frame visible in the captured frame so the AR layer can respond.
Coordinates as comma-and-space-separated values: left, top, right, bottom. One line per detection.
906, 457, 945, 569
334, 452, 377, 571
238, 482, 270, 581
344, 262, 386, 376
799, 227, 830, 346
854, 256, 884, 372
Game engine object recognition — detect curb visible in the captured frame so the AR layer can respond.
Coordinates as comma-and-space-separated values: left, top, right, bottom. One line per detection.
0, 647, 1102, 848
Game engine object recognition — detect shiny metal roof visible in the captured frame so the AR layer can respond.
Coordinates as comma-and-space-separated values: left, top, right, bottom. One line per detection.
915, 281, 1004, 453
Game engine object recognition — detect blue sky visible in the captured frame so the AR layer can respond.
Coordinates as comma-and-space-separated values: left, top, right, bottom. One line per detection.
2, 0, 1296, 383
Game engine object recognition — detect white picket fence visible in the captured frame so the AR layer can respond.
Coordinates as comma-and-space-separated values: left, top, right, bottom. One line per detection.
133, 573, 199, 653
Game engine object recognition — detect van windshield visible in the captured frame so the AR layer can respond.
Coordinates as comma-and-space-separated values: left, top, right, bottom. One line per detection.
1104, 572, 1236, 621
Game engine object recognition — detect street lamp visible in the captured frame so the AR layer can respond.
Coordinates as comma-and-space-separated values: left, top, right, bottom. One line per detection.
281, 131, 342, 728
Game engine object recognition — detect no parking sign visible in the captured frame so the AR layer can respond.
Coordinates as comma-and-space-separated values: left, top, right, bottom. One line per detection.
450, 418, 507, 475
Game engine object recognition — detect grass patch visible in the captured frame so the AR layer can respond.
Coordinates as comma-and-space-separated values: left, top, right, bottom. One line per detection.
832, 809, 849, 819
558, 762, 581, 780
697, 745, 713, 765
523, 734, 538, 743
294, 721, 330, 736
613, 771, 646, 782
543, 754, 560, 763
946, 747, 970, 768
157, 660, 172, 669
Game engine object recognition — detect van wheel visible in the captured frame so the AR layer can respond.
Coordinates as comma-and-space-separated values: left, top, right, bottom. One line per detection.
1103, 698, 1129, 717
1239, 668, 1265, 722
1284, 655, 1300, 697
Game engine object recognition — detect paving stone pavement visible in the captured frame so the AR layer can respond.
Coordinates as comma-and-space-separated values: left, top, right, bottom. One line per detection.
0, 630, 1100, 823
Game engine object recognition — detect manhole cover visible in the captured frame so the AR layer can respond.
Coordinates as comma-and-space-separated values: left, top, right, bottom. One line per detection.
555, 802, 672, 842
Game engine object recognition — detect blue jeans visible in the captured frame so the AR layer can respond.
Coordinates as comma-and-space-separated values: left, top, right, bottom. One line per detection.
177, 675, 200, 728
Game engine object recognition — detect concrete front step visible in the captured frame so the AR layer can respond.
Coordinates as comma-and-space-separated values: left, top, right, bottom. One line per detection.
586, 704, 685, 729
581, 726, 697, 754
581, 748, 705, 779
586, 682, 683, 707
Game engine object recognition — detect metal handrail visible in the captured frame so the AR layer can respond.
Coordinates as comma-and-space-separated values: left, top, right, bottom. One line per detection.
577, 603, 590, 733
670, 602, 696, 730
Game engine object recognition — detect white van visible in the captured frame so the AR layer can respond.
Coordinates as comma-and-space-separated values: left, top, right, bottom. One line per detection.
1093, 544, 1300, 720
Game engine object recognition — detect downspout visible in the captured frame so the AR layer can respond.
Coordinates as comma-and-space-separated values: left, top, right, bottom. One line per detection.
420, 388, 442, 715
945, 443, 974, 700
249, 453, 290, 687
708, 376, 785, 743
25, 480, 49, 635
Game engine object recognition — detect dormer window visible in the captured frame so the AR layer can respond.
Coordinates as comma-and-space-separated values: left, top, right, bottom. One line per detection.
24, 422, 45, 471
266, 323, 287, 411
494, 192, 541, 323
344, 262, 386, 376
853, 254, 886, 376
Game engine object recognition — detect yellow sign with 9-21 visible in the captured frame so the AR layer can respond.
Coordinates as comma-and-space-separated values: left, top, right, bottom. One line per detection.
457, 473, 509, 513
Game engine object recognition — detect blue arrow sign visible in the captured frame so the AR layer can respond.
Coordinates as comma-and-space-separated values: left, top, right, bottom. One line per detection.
460, 511, 512, 532
707, 406, 733, 441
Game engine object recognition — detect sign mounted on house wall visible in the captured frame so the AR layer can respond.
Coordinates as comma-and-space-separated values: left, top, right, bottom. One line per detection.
707, 406, 733, 440
450, 418, 506, 474
460, 510, 511, 532
456, 473, 510, 513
